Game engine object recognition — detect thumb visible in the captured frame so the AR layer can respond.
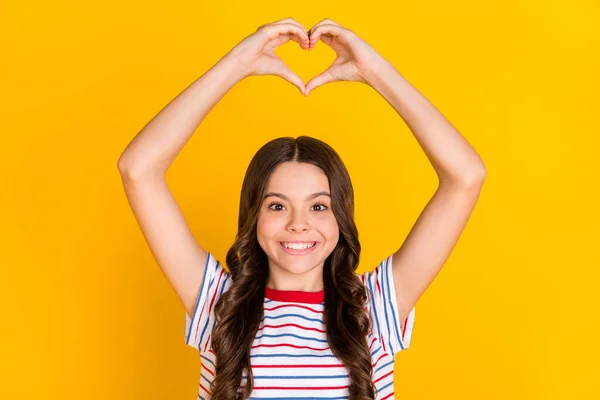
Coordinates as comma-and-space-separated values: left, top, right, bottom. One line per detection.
275, 65, 306, 95
304, 69, 335, 96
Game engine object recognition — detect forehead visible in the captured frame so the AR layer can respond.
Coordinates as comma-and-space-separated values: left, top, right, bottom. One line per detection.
266, 162, 330, 198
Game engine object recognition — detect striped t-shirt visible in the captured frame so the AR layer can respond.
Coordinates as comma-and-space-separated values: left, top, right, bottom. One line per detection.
184, 252, 416, 400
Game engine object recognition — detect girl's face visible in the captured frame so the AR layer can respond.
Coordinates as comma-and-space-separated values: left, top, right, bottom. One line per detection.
257, 161, 339, 282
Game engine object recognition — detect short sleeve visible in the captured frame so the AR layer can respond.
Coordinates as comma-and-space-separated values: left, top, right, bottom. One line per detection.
184, 251, 231, 352
359, 253, 415, 355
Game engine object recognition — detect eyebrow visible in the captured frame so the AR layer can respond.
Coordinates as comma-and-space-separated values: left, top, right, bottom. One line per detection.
263, 191, 331, 201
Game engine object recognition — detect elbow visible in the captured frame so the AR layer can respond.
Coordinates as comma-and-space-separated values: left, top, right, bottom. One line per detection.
117, 155, 144, 180
117, 156, 133, 177
460, 165, 487, 188
117, 156, 165, 181
441, 164, 487, 189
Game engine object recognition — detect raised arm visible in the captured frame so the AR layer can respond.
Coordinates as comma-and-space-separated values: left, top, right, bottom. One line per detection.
305, 19, 486, 330
117, 18, 310, 318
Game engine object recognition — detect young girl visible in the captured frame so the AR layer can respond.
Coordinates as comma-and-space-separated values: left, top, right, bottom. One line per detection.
118, 18, 486, 400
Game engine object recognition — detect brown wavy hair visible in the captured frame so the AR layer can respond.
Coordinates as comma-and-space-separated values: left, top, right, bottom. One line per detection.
210, 136, 375, 399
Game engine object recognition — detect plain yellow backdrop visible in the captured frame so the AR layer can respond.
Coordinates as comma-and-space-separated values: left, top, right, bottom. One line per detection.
1, 0, 598, 399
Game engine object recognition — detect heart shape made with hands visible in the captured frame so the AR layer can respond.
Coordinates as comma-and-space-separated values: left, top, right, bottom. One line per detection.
277, 32, 345, 97
259, 19, 373, 97
274, 41, 330, 96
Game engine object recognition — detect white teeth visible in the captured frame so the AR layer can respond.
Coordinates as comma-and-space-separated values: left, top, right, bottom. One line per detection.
281, 242, 316, 250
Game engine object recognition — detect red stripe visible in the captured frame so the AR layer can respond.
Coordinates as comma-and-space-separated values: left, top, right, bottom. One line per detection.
264, 304, 323, 314
372, 352, 389, 368
251, 364, 344, 368
199, 382, 211, 395
402, 316, 408, 340
201, 361, 215, 377
208, 268, 224, 315
369, 337, 377, 350
375, 265, 382, 297
194, 266, 223, 347
375, 265, 387, 353
252, 385, 349, 390
373, 369, 393, 384
194, 301, 207, 345
194, 262, 220, 345
252, 343, 330, 351
257, 323, 326, 333
381, 392, 395, 400
203, 333, 211, 352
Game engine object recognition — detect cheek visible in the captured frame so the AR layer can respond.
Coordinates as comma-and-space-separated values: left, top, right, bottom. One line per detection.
322, 215, 340, 241
256, 212, 281, 243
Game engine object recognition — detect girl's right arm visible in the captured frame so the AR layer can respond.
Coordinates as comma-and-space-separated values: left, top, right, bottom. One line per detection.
117, 19, 310, 319
117, 55, 248, 319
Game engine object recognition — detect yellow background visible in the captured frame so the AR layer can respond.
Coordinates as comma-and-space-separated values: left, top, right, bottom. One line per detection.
1, 1, 598, 398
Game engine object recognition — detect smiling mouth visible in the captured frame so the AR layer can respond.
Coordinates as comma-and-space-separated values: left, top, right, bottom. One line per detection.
277, 241, 320, 255
279, 241, 318, 248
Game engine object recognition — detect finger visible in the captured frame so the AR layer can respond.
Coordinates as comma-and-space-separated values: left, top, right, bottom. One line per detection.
309, 24, 345, 49
261, 22, 309, 42
271, 32, 309, 50
261, 23, 309, 50
275, 65, 306, 95
304, 69, 336, 96
275, 18, 309, 37
308, 18, 341, 36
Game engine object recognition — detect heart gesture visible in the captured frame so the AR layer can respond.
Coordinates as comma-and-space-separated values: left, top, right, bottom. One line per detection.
224, 18, 386, 96
305, 19, 385, 95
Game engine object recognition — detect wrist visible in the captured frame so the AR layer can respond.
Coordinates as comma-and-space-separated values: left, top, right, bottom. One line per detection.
362, 57, 394, 87
217, 52, 253, 83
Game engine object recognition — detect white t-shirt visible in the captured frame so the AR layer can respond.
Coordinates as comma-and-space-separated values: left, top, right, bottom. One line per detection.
184, 252, 415, 399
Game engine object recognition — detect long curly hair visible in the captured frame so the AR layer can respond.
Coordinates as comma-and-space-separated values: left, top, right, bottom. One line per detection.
209, 136, 375, 399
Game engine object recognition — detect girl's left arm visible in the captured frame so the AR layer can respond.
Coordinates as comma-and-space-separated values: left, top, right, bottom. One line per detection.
364, 59, 487, 328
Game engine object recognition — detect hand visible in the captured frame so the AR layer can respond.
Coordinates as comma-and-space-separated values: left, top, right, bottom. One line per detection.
304, 19, 387, 96
225, 18, 309, 94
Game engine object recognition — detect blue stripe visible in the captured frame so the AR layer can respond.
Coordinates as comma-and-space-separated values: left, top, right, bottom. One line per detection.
381, 258, 393, 352
200, 354, 215, 367
366, 270, 383, 346
371, 346, 381, 357
374, 359, 394, 374
200, 372, 212, 385
199, 255, 219, 346
186, 252, 213, 347
218, 264, 229, 299
250, 353, 337, 358
262, 314, 323, 323
385, 256, 404, 350
376, 380, 394, 394
254, 333, 328, 343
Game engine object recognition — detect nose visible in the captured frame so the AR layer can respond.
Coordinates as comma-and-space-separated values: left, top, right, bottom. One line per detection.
286, 209, 310, 233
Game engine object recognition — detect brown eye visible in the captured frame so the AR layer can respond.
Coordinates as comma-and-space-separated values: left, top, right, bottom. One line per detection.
312, 203, 328, 211
268, 201, 285, 211
267, 202, 328, 211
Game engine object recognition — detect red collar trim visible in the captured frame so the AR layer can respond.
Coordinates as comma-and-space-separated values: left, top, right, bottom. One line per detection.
265, 286, 325, 304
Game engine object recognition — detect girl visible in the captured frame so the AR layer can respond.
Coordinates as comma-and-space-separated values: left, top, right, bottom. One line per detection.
118, 18, 486, 400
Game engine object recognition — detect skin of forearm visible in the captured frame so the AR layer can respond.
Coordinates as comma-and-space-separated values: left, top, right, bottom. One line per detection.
117, 54, 247, 179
